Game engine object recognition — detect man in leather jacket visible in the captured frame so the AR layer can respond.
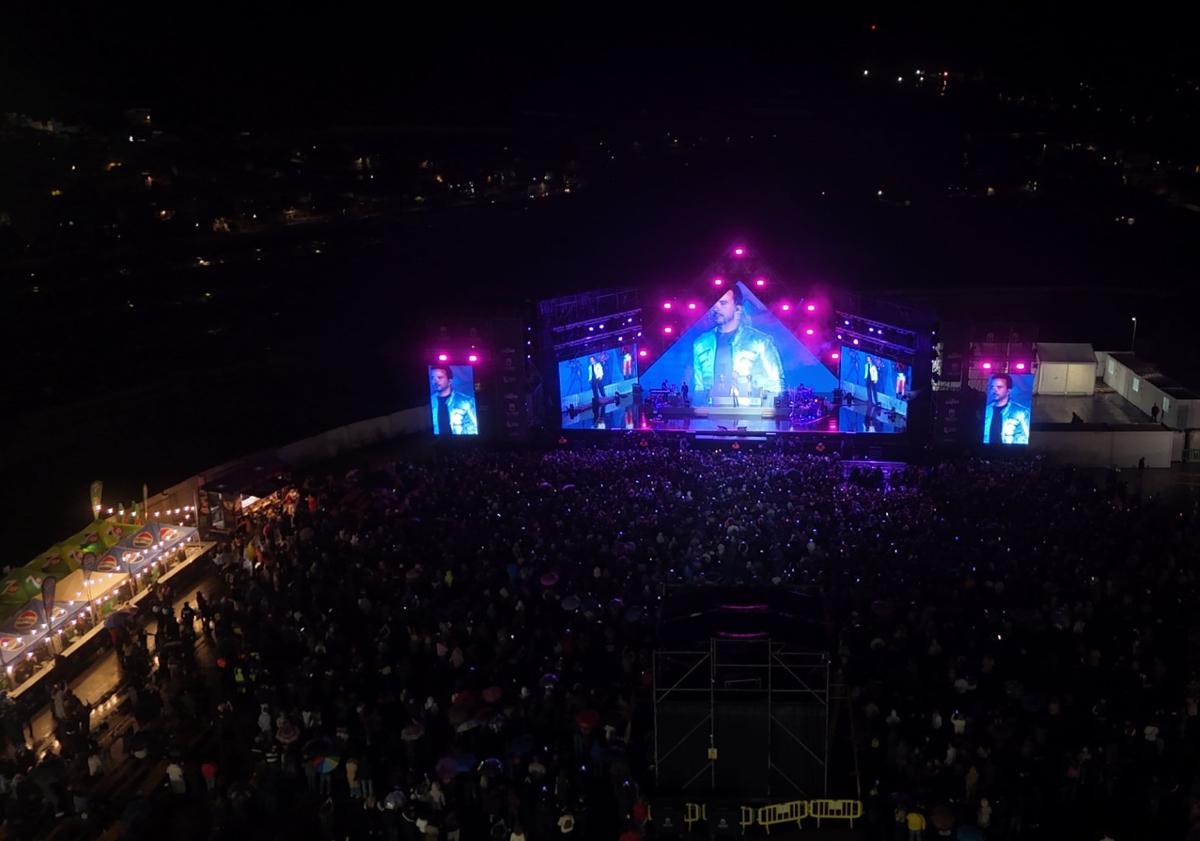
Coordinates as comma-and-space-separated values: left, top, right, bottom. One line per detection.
692, 285, 783, 401
430, 366, 478, 435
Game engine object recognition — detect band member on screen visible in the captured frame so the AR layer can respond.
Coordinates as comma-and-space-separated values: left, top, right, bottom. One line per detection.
590, 355, 606, 401
622, 349, 634, 377
895, 369, 907, 399
692, 285, 783, 399
864, 356, 880, 406
430, 366, 478, 435
983, 373, 1030, 445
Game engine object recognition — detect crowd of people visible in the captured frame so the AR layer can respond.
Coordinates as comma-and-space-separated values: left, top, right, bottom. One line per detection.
0, 445, 1198, 841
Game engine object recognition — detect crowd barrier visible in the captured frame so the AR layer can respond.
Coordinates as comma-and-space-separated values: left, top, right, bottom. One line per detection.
653, 798, 863, 833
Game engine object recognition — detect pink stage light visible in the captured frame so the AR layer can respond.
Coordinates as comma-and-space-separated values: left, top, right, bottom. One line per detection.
781, 303, 791, 311
733, 247, 745, 257
755, 278, 766, 287
982, 361, 992, 370
688, 302, 697, 310
437, 353, 448, 362
831, 352, 840, 360
1015, 362, 1026, 370
852, 338, 859, 345
639, 349, 648, 358
805, 328, 815, 336
806, 303, 816, 312
662, 302, 672, 309
663, 326, 673, 334
467, 354, 478, 363
713, 277, 724, 286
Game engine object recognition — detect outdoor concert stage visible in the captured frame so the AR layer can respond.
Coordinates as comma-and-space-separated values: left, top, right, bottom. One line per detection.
560, 397, 908, 434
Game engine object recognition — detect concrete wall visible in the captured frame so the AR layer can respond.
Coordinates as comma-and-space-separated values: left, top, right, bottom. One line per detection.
1030, 428, 1175, 468
275, 406, 429, 465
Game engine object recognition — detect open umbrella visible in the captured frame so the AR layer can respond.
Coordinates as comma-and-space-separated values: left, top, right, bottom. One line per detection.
401, 723, 425, 742
276, 722, 300, 745
539, 672, 559, 688
312, 756, 340, 775
457, 719, 483, 733
539, 572, 559, 588
448, 704, 472, 726
479, 757, 503, 778
482, 686, 503, 704
561, 595, 580, 612
435, 756, 458, 780
506, 734, 534, 756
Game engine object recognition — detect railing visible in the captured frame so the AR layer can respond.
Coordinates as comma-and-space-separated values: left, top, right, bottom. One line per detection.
653, 798, 864, 832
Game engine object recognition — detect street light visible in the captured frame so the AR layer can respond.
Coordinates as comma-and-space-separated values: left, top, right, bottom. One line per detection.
1130, 317, 1137, 353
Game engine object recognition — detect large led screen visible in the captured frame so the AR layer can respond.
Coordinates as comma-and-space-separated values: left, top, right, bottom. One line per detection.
981, 372, 1033, 446
641, 281, 837, 404
429, 365, 478, 436
558, 344, 638, 413
839, 346, 913, 417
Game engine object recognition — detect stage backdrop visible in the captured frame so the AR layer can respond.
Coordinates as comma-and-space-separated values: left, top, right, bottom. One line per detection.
839, 346, 913, 416
557, 344, 638, 410
642, 281, 836, 402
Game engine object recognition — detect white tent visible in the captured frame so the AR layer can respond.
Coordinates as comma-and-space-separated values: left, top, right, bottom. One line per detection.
1035, 343, 1097, 396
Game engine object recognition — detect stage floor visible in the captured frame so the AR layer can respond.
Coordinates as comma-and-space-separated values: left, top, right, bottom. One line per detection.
560, 401, 907, 433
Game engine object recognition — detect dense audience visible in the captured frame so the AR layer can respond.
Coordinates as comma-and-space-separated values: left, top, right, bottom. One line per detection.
1, 446, 1198, 841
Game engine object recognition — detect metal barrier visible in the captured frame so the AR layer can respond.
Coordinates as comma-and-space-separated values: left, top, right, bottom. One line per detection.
654, 798, 862, 833
808, 798, 863, 828
756, 799, 809, 832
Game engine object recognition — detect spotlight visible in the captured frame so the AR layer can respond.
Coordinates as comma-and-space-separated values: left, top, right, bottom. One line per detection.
755, 278, 765, 287
781, 304, 791, 311
663, 326, 673, 334
982, 362, 992, 370
1015, 362, 1026, 370
853, 338, 859, 345
437, 353, 448, 362
663, 302, 672, 309
639, 349, 648, 357
806, 303, 816, 312
836, 334, 843, 340
831, 352, 840, 360
844, 319, 850, 326
733, 247, 745, 257
805, 328, 815, 336
713, 277, 724, 286
468, 354, 478, 363
688, 302, 697, 310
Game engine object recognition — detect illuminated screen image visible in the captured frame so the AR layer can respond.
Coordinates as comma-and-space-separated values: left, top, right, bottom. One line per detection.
839, 346, 913, 417
982, 372, 1033, 446
558, 344, 638, 413
429, 365, 478, 436
642, 281, 837, 404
